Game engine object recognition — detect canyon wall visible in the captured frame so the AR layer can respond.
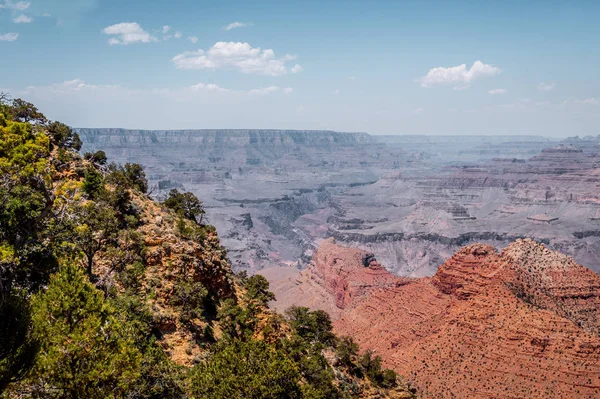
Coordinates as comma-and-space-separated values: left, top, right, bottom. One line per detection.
269, 239, 600, 399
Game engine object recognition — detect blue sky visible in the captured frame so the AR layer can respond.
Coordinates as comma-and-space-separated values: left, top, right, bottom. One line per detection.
1, 0, 599, 136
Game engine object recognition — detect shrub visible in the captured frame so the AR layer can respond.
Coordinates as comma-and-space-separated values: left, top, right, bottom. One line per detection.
163, 189, 205, 224
190, 339, 302, 399
24, 262, 141, 398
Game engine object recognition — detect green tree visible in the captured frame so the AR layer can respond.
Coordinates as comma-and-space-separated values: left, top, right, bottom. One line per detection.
82, 166, 104, 200
336, 336, 359, 369
285, 306, 336, 347
83, 150, 107, 165
245, 274, 275, 305
7, 99, 48, 125
124, 163, 148, 194
46, 121, 82, 151
170, 280, 208, 323
24, 261, 141, 398
163, 189, 205, 224
0, 291, 37, 391
190, 339, 302, 399
0, 113, 56, 301
72, 201, 119, 277
358, 350, 397, 388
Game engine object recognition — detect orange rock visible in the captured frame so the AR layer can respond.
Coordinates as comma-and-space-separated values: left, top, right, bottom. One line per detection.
273, 238, 600, 399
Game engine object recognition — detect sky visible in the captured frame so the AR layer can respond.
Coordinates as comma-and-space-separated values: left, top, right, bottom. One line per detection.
1, 0, 599, 136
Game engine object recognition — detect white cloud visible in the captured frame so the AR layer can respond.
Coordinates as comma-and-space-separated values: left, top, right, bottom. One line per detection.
188, 82, 231, 93
172, 41, 300, 76
420, 60, 501, 89
333, 89, 340, 95
13, 14, 32, 23
537, 82, 556, 92
0, 32, 18, 41
188, 36, 199, 43
291, 64, 303, 74
412, 107, 425, 115
574, 98, 599, 105
0, 1, 30, 10
174, 31, 182, 39
13, 79, 288, 98
224, 21, 251, 31
488, 88, 507, 95
103, 22, 157, 45
162, 25, 171, 34
248, 86, 280, 95
348, 76, 357, 81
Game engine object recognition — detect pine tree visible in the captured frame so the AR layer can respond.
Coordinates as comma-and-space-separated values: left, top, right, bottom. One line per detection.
24, 261, 141, 398
190, 339, 302, 399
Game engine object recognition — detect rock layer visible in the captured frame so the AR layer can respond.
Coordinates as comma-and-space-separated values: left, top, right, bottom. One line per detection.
271, 239, 600, 398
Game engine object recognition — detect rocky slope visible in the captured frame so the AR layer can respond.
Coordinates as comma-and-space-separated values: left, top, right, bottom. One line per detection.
269, 239, 600, 398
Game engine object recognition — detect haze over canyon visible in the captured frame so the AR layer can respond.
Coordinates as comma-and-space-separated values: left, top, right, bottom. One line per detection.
77, 129, 600, 276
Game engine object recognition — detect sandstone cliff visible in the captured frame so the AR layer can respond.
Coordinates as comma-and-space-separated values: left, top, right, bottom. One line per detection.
270, 238, 600, 398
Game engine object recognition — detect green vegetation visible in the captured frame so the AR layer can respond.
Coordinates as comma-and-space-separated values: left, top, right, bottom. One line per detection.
163, 188, 205, 224
190, 340, 302, 399
0, 97, 412, 398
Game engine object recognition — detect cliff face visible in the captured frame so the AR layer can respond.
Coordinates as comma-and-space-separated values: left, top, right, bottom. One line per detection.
117, 194, 235, 366
270, 239, 600, 399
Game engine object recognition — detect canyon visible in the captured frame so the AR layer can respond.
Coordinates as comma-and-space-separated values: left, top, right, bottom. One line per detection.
268, 238, 600, 398
75, 128, 600, 397
76, 129, 600, 275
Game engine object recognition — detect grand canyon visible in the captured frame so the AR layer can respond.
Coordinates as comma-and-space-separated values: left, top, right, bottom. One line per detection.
76, 128, 600, 397
77, 129, 600, 276
5, 2, 599, 397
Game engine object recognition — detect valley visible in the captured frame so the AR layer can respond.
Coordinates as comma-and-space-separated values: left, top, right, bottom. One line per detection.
77, 129, 600, 276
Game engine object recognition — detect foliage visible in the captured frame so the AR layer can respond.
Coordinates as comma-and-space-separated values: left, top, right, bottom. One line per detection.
285, 306, 336, 347
163, 189, 205, 224
5, 99, 48, 125
170, 280, 208, 323
47, 121, 82, 151
105, 162, 148, 194
336, 336, 360, 369
358, 350, 397, 388
217, 298, 255, 341
0, 291, 37, 391
82, 166, 104, 199
124, 163, 148, 193
83, 150, 107, 165
72, 200, 119, 276
22, 261, 141, 398
0, 111, 55, 301
189, 339, 302, 399
245, 274, 276, 305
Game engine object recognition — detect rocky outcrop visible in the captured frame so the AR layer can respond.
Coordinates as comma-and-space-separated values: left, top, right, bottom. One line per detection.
270, 239, 600, 398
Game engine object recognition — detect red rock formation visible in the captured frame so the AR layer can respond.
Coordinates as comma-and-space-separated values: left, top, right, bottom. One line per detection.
272, 238, 600, 398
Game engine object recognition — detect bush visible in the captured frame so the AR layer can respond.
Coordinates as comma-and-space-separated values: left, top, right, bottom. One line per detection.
285, 306, 336, 347
163, 189, 205, 224
84, 150, 107, 165
170, 280, 208, 323
23, 261, 142, 398
358, 350, 397, 388
47, 121, 81, 150
190, 339, 302, 399
336, 336, 359, 369
82, 166, 104, 199
245, 274, 275, 305
105, 162, 148, 194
